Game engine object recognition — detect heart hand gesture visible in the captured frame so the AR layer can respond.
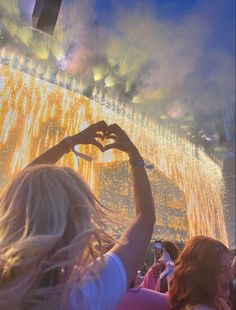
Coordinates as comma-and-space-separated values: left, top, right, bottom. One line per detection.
71, 121, 109, 151
71, 121, 141, 160
103, 123, 141, 159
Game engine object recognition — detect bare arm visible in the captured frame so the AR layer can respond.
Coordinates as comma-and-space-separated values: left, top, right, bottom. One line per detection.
28, 121, 108, 166
28, 142, 67, 166
104, 124, 156, 288
28, 121, 156, 288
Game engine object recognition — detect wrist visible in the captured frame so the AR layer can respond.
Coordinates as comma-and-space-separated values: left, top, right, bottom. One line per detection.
127, 146, 141, 160
70, 134, 80, 147
60, 136, 75, 153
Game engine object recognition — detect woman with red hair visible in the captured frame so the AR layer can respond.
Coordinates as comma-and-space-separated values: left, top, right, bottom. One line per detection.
169, 236, 233, 310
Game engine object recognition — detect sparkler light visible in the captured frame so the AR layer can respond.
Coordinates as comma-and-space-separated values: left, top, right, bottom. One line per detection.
0, 63, 228, 245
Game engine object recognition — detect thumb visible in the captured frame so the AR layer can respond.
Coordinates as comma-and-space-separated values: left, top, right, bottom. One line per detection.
103, 142, 117, 152
92, 140, 104, 152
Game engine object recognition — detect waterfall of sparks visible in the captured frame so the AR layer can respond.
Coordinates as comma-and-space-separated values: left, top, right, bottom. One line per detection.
0, 63, 228, 245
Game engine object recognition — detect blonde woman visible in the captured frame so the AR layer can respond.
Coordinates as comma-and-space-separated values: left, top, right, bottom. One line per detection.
0, 121, 155, 310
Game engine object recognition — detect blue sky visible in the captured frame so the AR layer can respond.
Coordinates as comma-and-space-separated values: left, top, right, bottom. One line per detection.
94, 0, 235, 56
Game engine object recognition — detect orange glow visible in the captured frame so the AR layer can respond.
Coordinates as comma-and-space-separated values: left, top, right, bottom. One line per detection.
0, 63, 228, 245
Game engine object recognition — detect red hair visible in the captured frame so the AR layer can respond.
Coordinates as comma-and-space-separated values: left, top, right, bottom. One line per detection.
169, 236, 228, 310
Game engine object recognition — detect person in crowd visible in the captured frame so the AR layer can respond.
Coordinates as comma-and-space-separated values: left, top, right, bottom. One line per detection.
115, 287, 170, 310
0, 121, 156, 310
169, 236, 234, 310
229, 257, 236, 309
115, 244, 173, 309
231, 257, 236, 287
140, 240, 179, 293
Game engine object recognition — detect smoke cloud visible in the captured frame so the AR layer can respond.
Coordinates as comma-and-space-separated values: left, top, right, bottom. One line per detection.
1, 0, 235, 142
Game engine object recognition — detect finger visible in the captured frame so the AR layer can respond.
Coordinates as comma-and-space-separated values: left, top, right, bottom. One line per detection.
104, 134, 117, 140
91, 140, 104, 151
92, 120, 109, 132
94, 133, 104, 140
103, 142, 118, 152
107, 123, 124, 136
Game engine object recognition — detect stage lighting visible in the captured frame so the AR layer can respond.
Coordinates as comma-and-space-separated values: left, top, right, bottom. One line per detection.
32, 0, 62, 35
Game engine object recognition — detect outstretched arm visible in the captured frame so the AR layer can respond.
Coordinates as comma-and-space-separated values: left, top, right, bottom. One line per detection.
104, 124, 156, 288
28, 121, 108, 166
28, 142, 68, 166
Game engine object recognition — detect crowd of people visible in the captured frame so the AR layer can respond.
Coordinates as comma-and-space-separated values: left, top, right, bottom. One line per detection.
0, 121, 235, 310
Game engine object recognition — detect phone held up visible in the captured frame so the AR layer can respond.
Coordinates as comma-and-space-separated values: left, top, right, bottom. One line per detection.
154, 240, 163, 259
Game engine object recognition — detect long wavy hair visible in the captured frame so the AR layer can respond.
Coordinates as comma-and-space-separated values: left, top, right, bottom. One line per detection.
169, 236, 229, 310
0, 165, 117, 309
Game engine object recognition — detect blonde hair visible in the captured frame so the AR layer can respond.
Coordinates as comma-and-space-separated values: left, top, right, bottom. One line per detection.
0, 165, 115, 309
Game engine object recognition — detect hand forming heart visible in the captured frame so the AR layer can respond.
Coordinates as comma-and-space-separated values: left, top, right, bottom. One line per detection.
94, 134, 116, 149
71, 121, 139, 157
91, 123, 130, 153
71, 121, 111, 151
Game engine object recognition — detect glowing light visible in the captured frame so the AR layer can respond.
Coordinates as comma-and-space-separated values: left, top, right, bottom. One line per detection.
93, 65, 107, 81
104, 75, 117, 88
17, 27, 32, 46
133, 89, 165, 104
50, 41, 63, 61
160, 115, 168, 120
132, 96, 142, 104
0, 64, 228, 245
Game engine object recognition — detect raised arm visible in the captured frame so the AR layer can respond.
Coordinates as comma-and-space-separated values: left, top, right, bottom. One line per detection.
28, 121, 108, 166
104, 124, 156, 288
